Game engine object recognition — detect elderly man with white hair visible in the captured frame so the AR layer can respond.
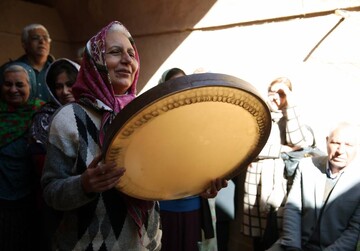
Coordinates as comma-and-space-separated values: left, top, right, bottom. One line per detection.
268, 121, 360, 251
1, 23, 55, 101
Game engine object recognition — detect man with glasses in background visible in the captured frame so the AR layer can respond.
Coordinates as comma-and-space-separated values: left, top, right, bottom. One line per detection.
1, 24, 55, 102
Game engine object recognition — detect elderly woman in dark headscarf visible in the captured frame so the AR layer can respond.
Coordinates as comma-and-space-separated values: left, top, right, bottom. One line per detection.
0, 62, 44, 250
41, 21, 161, 250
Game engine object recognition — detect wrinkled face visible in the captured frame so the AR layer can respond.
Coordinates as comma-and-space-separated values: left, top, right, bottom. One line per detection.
105, 31, 138, 95
267, 83, 287, 111
327, 125, 359, 171
1, 71, 30, 107
54, 71, 75, 105
24, 28, 51, 59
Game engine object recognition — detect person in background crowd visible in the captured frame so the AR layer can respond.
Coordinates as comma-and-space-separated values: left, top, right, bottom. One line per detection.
158, 67, 186, 84
0, 62, 45, 250
267, 121, 360, 251
41, 21, 226, 250
229, 77, 314, 251
29, 58, 80, 250
30, 58, 80, 177
0, 23, 55, 102
158, 67, 220, 251
74, 46, 85, 65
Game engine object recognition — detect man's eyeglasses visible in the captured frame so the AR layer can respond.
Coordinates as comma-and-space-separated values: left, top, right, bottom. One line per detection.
30, 35, 51, 43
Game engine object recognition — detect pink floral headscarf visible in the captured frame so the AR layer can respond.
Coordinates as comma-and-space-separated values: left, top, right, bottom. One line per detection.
72, 21, 140, 146
72, 21, 153, 239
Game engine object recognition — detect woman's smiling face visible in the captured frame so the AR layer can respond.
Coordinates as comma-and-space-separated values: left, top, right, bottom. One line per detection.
1, 71, 30, 107
105, 30, 138, 95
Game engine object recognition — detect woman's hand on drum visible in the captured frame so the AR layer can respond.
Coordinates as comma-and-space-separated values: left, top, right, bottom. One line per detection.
81, 155, 126, 193
200, 178, 228, 199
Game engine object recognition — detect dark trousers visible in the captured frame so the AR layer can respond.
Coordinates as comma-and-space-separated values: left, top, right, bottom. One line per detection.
0, 203, 35, 251
160, 209, 202, 251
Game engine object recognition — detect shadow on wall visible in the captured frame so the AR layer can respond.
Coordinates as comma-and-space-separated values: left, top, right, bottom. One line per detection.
52, 0, 218, 91
1, 0, 217, 91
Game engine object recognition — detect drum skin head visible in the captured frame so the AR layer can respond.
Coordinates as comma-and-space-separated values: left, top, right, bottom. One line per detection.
103, 73, 271, 200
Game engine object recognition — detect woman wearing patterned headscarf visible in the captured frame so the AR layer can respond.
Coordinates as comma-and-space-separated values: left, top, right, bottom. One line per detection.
28, 58, 80, 250
0, 62, 45, 250
41, 21, 162, 250
30, 58, 80, 181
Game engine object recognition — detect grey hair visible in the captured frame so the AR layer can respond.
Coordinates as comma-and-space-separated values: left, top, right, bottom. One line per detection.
108, 22, 136, 46
108, 22, 131, 38
327, 121, 360, 143
85, 22, 135, 59
3, 64, 30, 84
21, 23, 50, 44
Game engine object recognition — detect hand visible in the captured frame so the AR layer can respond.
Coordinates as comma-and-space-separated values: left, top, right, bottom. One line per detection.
281, 145, 294, 153
268, 82, 294, 110
276, 83, 294, 108
200, 178, 228, 199
81, 155, 125, 193
281, 145, 303, 153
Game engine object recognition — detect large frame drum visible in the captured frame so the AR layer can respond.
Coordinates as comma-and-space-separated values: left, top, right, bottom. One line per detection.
103, 73, 271, 200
